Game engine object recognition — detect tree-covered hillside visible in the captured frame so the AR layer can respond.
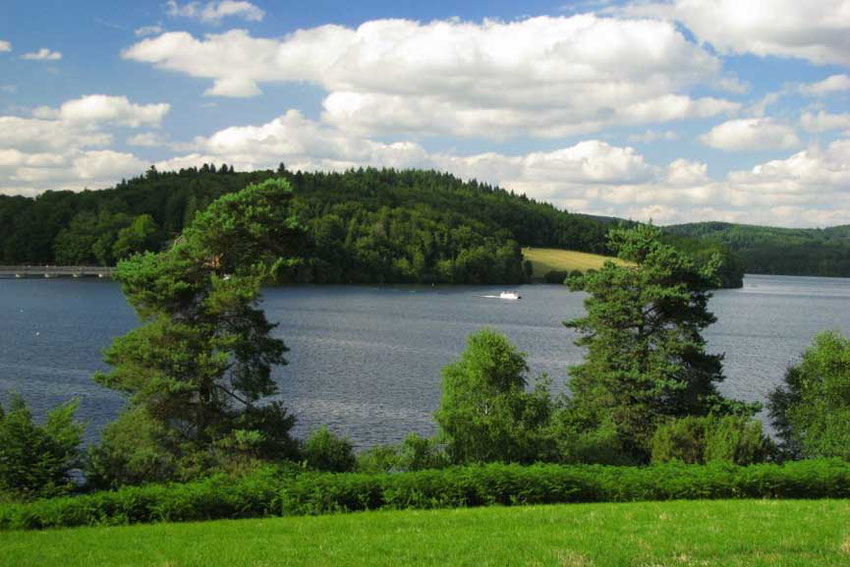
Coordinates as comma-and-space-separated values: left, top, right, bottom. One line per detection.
0, 165, 741, 286
665, 222, 850, 278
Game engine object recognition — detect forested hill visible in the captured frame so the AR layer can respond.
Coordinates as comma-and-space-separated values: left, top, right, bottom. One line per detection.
0, 165, 740, 286
664, 222, 850, 278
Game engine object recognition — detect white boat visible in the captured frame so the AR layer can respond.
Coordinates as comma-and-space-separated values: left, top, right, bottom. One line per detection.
499, 291, 521, 300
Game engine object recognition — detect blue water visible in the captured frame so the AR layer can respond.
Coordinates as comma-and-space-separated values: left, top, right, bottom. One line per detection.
1, 275, 849, 447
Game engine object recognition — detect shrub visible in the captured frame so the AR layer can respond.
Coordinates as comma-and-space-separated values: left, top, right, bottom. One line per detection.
651, 417, 707, 464
356, 434, 448, 473
4, 460, 850, 531
0, 396, 83, 500
651, 416, 772, 465
769, 331, 850, 460
302, 427, 356, 472
704, 416, 773, 465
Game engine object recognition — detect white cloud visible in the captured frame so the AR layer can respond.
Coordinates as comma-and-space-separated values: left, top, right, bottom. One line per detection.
0, 40, 11, 52
123, 15, 738, 137
668, 0, 850, 66
0, 117, 111, 152
0, 95, 172, 194
55, 95, 170, 127
72, 150, 147, 180
799, 74, 850, 96
699, 118, 801, 151
166, 1, 265, 23
800, 110, 850, 133
21, 48, 62, 61
716, 75, 750, 94
727, 140, 850, 203
135, 25, 164, 37
627, 129, 678, 143
126, 132, 170, 147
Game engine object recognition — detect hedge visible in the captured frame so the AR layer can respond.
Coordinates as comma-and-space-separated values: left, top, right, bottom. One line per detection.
2, 460, 850, 531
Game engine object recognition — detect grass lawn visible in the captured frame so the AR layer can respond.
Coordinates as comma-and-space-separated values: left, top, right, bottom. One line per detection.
3, 499, 849, 566
522, 247, 627, 278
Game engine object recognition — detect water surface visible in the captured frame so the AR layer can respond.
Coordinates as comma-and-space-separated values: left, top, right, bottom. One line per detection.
2, 275, 849, 447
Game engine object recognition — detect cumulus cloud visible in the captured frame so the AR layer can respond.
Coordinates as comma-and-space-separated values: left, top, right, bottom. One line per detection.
21, 48, 62, 61
668, 0, 850, 66
0, 40, 11, 52
627, 129, 679, 143
699, 118, 801, 151
126, 132, 170, 147
54, 95, 170, 127
122, 15, 739, 137
799, 74, 850, 96
800, 110, 850, 133
0, 95, 171, 194
166, 1, 265, 23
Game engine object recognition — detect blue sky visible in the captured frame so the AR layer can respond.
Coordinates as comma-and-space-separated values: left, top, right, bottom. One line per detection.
1, 0, 848, 227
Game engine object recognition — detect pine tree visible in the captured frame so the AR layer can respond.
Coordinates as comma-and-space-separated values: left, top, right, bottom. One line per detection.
564, 224, 754, 460
90, 178, 305, 485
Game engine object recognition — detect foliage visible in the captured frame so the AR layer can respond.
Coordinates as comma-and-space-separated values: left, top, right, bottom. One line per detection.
564, 224, 756, 461
4, 460, 850, 531
0, 396, 83, 500
651, 415, 772, 465
665, 221, 850, 278
90, 178, 302, 487
768, 331, 850, 460
0, 166, 740, 286
435, 329, 555, 464
356, 433, 448, 473
301, 427, 356, 472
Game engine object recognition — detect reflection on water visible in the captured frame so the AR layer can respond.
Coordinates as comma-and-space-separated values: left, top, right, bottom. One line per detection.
2, 274, 849, 447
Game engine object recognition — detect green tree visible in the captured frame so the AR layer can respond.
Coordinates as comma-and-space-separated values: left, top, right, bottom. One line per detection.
111, 214, 159, 260
90, 178, 304, 486
0, 396, 83, 499
563, 224, 753, 461
768, 331, 850, 460
301, 426, 356, 472
650, 415, 772, 465
435, 329, 553, 464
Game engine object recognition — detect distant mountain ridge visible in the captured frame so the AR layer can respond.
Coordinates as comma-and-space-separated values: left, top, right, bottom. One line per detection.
664, 222, 850, 278
0, 166, 742, 286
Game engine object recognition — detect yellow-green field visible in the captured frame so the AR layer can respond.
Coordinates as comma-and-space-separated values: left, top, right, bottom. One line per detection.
522, 247, 627, 278
3, 500, 850, 566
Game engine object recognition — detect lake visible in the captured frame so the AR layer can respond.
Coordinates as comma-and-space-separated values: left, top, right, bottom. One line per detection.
2, 275, 850, 448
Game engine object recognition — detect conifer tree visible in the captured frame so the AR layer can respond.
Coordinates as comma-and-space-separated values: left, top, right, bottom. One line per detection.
564, 224, 754, 460
90, 178, 304, 485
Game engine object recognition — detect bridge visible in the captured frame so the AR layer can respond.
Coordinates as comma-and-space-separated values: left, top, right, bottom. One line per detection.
0, 266, 114, 279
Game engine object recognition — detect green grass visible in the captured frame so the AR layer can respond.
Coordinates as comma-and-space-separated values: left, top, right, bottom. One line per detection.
522, 247, 627, 277
3, 499, 850, 566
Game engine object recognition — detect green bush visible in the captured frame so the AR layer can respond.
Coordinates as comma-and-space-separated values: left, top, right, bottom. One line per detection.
0, 465, 297, 531
769, 331, 850, 460
0, 396, 83, 500
357, 434, 448, 473
4, 460, 850, 531
651, 417, 708, 464
301, 427, 356, 472
651, 416, 772, 465
704, 416, 773, 465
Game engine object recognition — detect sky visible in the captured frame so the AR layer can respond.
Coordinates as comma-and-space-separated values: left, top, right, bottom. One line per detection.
0, 0, 849, 227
